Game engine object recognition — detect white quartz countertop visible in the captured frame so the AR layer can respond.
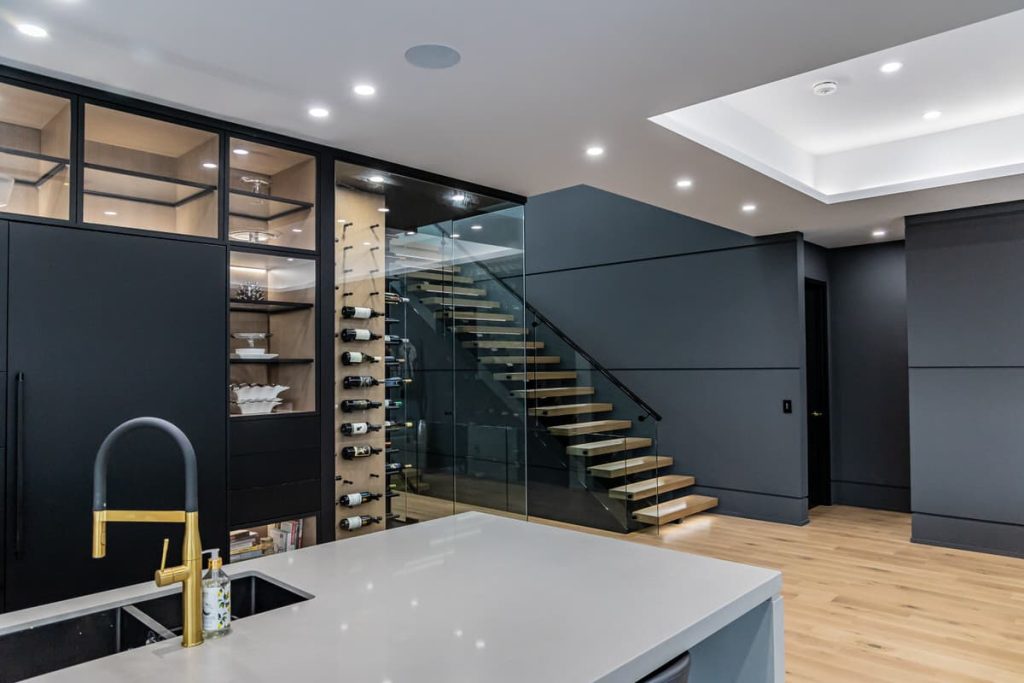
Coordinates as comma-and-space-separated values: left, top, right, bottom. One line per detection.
2, 512, 781, 682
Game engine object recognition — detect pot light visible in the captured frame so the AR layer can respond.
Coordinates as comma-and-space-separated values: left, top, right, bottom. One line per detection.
675, 178, 693, 189
923, 110, 942, 121
451, 233, 460, 239
585, 145, 605, 158
378, 207, 389, 213
451, 193, 468, 203
470, 224, 483, 230
291, 228, 303, 233
202, 162, 217, 169
880, 61, 903, 74
368, 175, 385, 183
362, 241, 371, 246
741, 203, 757, 213
103, 210, 118, 216
406, 231, 415, 235
16, 23, 48, 38
232, 148, 249, 156
872, 229, 887, 238
353, 83, 376, 97
812, 80, 838, 97
308, 106, 330, 119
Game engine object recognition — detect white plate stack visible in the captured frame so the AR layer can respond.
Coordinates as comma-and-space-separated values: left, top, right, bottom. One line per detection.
231, 384, 290, 415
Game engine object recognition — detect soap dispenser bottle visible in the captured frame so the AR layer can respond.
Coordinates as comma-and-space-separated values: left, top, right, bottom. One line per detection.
201, 548, 231, 638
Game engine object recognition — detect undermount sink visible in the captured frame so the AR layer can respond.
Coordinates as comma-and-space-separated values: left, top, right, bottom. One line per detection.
0, 572, 311, 683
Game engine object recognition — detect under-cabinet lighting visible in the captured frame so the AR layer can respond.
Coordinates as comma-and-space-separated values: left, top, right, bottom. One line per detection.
229, 265, 268, 274
16, 23, 48, 38
872, 229, 887, 238
378, 207, 389, 213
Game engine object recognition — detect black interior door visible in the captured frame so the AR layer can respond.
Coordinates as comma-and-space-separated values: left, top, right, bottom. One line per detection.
4, 223, 226, 611
805, 279, 832, 508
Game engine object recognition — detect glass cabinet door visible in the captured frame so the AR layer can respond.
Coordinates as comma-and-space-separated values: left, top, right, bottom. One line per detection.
83, 104, 219, 237
228, 139, 315, 251
0, 81, 71, 220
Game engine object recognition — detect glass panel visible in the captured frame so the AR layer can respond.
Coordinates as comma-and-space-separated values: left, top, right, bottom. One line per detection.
228, 139, 316, 251
228, 516, 316, 564
83, 104, 218, 236
229, 250, 316, 416
0, 81, 71, 220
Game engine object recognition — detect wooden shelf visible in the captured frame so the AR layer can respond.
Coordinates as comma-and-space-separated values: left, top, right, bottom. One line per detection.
608, 475, 696, 501
567, 436, 652, 457
407, 270, 474, 285
587, 455, 672, 478
632, 495, 718, 524
230, 357, 314, 364
549, 419, 631, 437
410, 283, 486, 297
83, 163, 215, 207
511, 386, 594, 399
481, 355, 562, 365
420, 297, 500, 309
0, 146, 68, 185
230, 299, 315, 314
494, 370, 578, 382
437, 310, 514, 322
229, 189, 313, 221
529, 402, 613, 417
454, 325, 527, 335
464, 340, 544, 350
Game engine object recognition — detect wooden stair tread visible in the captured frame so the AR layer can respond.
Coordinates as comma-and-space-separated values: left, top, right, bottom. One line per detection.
421, 297, 500, 309
408, 271, 474, 284
511, 386, 595, 398
632, 495, 718, 524
529, 402, 613, 417
481, 355, 561, 365
454, 325, 527, 335
464, 340, 544, 350
494, 371, 577, 381
608, 475, 695, 501
409, 283, 485, 297
567, 437, 652, 457
549, 419, 631, 436
588, 455, 672, 478
437, 311, 514, 322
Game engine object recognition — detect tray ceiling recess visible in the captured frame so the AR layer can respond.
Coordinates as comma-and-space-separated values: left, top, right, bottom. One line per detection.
650, 10, 1024, 204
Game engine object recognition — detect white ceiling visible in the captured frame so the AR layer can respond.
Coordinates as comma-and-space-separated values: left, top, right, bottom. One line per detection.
3, 0, 1024, 248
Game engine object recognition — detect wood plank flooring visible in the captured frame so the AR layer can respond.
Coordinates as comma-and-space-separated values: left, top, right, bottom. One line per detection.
393, 497, 1024, 682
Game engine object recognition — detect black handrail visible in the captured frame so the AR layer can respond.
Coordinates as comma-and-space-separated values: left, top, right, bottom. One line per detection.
473, 261, 663, 422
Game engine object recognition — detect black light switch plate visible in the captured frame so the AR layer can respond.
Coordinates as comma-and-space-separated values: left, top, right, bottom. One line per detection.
782, 399, 792, 414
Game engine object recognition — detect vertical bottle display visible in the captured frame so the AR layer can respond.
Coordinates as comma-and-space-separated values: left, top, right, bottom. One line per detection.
334, 185, 388, 538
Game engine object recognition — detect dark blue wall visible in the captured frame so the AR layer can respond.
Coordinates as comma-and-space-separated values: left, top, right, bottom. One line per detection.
906, 201, 1024, 557
525, 186, 808, 524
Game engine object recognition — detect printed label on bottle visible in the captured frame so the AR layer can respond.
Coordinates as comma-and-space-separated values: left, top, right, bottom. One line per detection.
347, 493, 364, 506
351, 307, 371, 319
346, 515, 364, 530
352, 329, 370, 340
350, 423, 368, 435
203, 581, 231, 633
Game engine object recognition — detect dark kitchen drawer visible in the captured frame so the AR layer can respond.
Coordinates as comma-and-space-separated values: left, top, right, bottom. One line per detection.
230, 414, 319, 456
230, 447, 320, 490
230, 480, 320, 526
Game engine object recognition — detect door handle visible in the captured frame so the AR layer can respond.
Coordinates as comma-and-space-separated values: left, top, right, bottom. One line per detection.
13, 372, 25, 558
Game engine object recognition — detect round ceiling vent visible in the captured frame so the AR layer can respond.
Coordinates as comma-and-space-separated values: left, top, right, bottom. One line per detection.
405, 44, 462, 69
812, 80, 839, 97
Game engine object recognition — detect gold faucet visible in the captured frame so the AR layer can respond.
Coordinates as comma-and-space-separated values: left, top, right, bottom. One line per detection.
91, 417, 205, 648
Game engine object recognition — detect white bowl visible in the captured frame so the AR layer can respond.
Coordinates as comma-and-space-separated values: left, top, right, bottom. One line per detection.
236, 399, 282, 415
236, 347, 267, 357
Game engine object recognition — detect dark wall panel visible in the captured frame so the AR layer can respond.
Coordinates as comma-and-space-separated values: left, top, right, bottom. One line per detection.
0, 221, 7, 372
827, 242, 910, 510
526, 241, 802, 370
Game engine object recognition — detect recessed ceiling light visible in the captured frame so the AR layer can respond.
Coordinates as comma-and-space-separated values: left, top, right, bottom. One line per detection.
362, 241, 371, 246
292, 228, 303, 233
741, 203, 757, 213
308, 106, 330, 119
812, 80, 838, 97
287, 258, 294, 262
378, 207, 389, 213
353, 83, 376, 97
202, 162, 217, 169
405, 44, 462, 69
470, 224, 483, 230
16, 23, 48, 38
872, 229, 887, 238
406, 231, 415, 235
451, 233, 460, 239
585, 145, 605, 158
103, 210, 118, 216
451, 193, 468, 203
923, 110, 942, 121
232, 148, 249, 155
675, 178, 693, 189
368, 175, 385, 183
880, 61, 903, 74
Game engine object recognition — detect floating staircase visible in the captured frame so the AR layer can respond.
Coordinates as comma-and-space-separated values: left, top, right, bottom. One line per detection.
399, 264, 717, 531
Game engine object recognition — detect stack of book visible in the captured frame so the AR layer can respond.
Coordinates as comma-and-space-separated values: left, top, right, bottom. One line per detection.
229, 529, 266, 562
270, 519, 304, 554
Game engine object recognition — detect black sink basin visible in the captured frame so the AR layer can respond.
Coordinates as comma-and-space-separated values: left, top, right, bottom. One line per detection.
0, 572, 311, 683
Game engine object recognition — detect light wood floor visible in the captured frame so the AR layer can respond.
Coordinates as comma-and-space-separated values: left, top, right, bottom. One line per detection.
397, 495, 1024, 682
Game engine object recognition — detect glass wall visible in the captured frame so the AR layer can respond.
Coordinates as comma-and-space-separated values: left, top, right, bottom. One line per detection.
334, 160, 526, 532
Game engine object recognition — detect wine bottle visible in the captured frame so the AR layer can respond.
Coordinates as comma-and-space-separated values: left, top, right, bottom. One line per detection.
340, 399, 383, 413
384, 399, 404, 409
340, 422, 382, 436
383, 377, 412, 387
337, 491, 383, 507
342, 306, 383, 319
384, 335, 409, 345
340, 445, 382, 459
385, 293, 409, 304
385, 462, 407, 475
383, 356, 405, 365
341, 328, 381, 342
385, 421, 413, 431
338, 514, 381, 531
342, 376, 379, 389
341, 351, 381, 365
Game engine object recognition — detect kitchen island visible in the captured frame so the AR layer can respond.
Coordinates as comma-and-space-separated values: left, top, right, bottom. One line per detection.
0, 513, 783, 682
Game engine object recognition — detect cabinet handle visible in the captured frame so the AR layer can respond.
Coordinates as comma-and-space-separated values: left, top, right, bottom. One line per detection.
13, 372, 25, 558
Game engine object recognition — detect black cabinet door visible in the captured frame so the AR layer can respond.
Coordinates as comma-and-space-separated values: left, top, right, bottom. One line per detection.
4, 224, 227, 612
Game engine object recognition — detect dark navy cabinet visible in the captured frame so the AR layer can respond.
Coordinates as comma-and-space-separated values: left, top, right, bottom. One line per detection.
3, 223, 227, 611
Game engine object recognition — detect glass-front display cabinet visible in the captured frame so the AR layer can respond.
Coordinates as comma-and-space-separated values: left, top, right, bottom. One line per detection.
229, 249, 317, 417
83, 104, 219, 236
228, 138, 315, 251
0, 81, 71, 220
